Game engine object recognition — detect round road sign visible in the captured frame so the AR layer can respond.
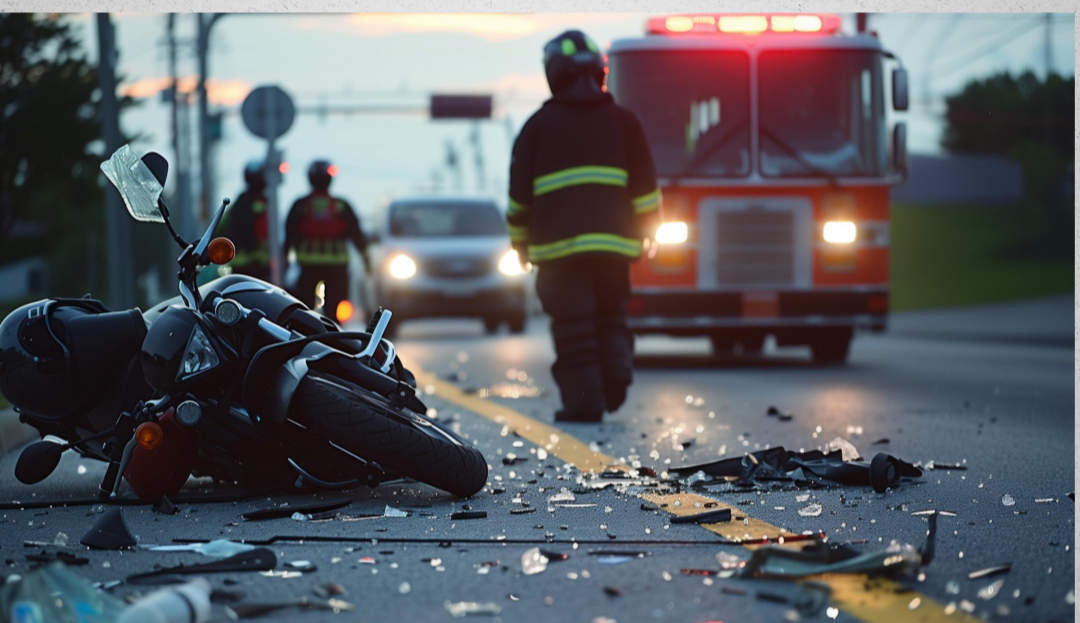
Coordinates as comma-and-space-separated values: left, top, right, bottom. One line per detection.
241, 85, 295, 140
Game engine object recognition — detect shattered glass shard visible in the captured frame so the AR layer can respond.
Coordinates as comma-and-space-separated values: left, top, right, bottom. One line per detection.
522, 548, 549, 575
798, 503, 823, 517
1000, 494, 1015, 507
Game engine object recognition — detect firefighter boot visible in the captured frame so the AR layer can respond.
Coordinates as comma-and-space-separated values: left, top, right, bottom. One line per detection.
597, 316, 634, 413
552, 366, 605, 423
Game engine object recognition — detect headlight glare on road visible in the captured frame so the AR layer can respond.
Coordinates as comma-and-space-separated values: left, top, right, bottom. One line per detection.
498, 249, 525, 276
823, 221, 857, 244
388, 254, 417, 279
655, 221, 688, 245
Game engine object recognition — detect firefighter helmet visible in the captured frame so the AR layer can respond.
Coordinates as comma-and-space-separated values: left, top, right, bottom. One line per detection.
543, 30, 606, 95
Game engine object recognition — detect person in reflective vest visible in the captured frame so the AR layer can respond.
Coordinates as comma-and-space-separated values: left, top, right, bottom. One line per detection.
217, 160, 271, 283
507, 30, 662, 423
284, 159, 370, 320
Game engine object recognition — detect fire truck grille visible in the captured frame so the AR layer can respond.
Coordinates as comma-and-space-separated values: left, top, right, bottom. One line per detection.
714, 211, 794, 285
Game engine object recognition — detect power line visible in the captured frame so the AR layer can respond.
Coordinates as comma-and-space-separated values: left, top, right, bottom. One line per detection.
931, 17, 1046, 83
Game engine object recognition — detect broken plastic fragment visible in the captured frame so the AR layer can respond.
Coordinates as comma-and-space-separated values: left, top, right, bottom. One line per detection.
151, 539, 256, 559
384, 505, 409, 518
522, 548, 549, 575
825, 437, 860, 462
740, 540, 922, 579
977, 579, 1005, 600
445, 601, 502, 617
80, 507, 136, 550
967, 564, 1011, 579
451, 511, 487, 520
52, 532, 68, 547
670, 508, 732, 524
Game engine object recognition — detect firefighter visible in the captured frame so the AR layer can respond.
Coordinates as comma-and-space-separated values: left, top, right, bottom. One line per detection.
216, 160, 271, 283
507, 30, 661, 423
283, 159, 370, 320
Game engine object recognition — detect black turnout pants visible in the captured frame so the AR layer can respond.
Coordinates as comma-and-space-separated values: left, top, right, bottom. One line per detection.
535, 255, 634, 417
294, 264, 349, 320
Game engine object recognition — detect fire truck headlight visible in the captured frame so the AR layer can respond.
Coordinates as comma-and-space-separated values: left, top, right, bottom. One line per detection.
823, 221, 857, 244
655, 222, 688, 245
388, 254, 417, 279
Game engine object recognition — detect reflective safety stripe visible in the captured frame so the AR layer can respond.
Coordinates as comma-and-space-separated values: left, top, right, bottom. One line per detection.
528, 233, 641, 262
632, 189, 660, 214
297, 239, 349, 265
507, 223, 528, 243
252, 200, 266, 214
561, 38, 577, 55
533, 166, 628, 196
508, 198, 529, 216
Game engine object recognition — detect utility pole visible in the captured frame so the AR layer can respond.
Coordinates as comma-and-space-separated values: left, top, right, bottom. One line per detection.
197, 13, 224, 229
1044, 13, 1053, 79
166, 14, 188, 243
96, 14, 134, 310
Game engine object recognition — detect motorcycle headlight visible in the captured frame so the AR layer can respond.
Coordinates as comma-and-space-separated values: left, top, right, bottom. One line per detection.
177, 325, 220, 381
498, 249, 525, 276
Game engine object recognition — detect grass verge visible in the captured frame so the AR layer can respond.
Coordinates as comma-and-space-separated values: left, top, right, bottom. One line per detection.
890, 203, 1073, 311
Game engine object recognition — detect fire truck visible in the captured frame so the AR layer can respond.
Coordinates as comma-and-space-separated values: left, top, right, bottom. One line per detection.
607, 13, 909, 364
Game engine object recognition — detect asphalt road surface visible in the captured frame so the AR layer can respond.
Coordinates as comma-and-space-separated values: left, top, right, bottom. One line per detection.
0, 300, 1073, 623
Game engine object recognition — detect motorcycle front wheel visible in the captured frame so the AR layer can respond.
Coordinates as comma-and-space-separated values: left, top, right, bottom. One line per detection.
287, 374, 488, 498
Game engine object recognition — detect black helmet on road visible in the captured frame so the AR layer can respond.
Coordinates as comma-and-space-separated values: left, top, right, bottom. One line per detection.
543, 30, 606, 95
244, 159, 266, 190
308, 159, 336, 192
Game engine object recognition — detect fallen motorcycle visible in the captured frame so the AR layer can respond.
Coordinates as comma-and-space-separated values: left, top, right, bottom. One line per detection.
0, 145, 488, 500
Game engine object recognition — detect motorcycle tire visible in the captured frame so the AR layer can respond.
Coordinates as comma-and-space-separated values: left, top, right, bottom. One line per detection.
288, 374, 488, 498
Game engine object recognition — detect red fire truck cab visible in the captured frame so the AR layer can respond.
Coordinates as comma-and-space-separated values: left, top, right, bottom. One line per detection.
607, 13, 909, 364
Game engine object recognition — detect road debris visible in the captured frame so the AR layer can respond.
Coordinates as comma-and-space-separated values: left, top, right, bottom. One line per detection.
669, 508, 732, 524
522, 547, 550, 575
0, 562, 126, 621
80, 507, 136, 550
117, 579, 212, 623
127, 548, 278, 585
968, 564, 1011, 579
451, 511, 487, 520
226, 597, 355, 618
241, 494, 354, 520
672, 444, 922, 492
740, 539, 924, 579
444, 601, 502, 617
150, 539, 256, 559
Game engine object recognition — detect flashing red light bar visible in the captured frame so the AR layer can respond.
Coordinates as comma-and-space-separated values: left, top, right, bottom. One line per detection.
327, 164, 339, 177
648, 13, 841, 36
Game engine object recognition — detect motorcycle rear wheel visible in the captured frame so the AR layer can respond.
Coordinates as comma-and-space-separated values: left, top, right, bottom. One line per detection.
287, 374, 488, 498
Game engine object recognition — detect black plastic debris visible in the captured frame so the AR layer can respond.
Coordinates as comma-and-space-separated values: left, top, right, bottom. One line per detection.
672, 446, 922, 493
766, 406, 793, 421
226, 597, 355, 619
80, 507, 136, 550
450, 511, 487, 520
670, 508, 732, 525
927, 462, 967, 471
919, 512, 938, 565
153, 496, 178, 515
313, 583, 347, 599
25, 550, 89, 566
510, 508, 537, 515
242, 494, 354, 521
603, 586, 623, 597
968, 564, 1011, 579
871, 438, 890, 445
740, 539, 923, 579
127, 548, 278, 585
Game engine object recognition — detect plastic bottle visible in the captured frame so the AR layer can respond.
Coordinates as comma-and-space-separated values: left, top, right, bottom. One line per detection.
116, 578, 212, 623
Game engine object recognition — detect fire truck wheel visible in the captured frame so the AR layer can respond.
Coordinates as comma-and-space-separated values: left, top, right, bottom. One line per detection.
810, 336, 851, 365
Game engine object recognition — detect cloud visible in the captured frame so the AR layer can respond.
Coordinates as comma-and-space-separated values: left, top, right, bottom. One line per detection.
121, 76, 252, 105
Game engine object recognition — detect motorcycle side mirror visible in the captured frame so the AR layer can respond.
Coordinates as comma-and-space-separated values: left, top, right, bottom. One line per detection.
15, 440, 66, 485
141, 152, 169, 187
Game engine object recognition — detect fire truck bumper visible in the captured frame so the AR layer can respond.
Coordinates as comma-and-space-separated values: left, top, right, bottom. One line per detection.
626, 288, 888, 335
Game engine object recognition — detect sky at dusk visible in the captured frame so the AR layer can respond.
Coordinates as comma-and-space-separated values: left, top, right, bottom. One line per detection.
53, 10, 1077, 224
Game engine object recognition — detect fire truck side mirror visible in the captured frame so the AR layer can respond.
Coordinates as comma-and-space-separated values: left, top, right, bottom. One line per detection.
892, 122, 908, 178
892, 68, 909, 112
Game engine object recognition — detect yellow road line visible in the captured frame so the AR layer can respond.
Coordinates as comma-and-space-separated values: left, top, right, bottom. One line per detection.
415, 367, 984, 623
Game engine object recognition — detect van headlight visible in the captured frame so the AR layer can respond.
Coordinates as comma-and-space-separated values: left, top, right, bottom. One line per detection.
823, 221, 857, 244
388, 254, 417, 279
498, 249, 525, 276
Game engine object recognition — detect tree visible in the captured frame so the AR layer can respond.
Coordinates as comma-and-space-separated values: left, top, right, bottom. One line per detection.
0, 14, 124, 298
941, 70, 1074, 214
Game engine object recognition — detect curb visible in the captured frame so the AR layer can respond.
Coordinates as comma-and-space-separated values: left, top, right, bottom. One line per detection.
0, 408, 37, 457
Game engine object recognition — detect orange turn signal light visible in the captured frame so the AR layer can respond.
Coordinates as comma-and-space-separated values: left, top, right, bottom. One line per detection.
207, 237, 235, 265
135, 422, 164, 450
336, 300, 354, 324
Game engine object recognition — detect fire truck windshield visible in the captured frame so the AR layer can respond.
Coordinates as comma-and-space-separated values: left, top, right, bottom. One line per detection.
608, 51, 751, 178
759, 50, 887, 178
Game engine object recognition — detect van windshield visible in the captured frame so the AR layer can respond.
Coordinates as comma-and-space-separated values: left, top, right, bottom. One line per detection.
389, 201, 506, 237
